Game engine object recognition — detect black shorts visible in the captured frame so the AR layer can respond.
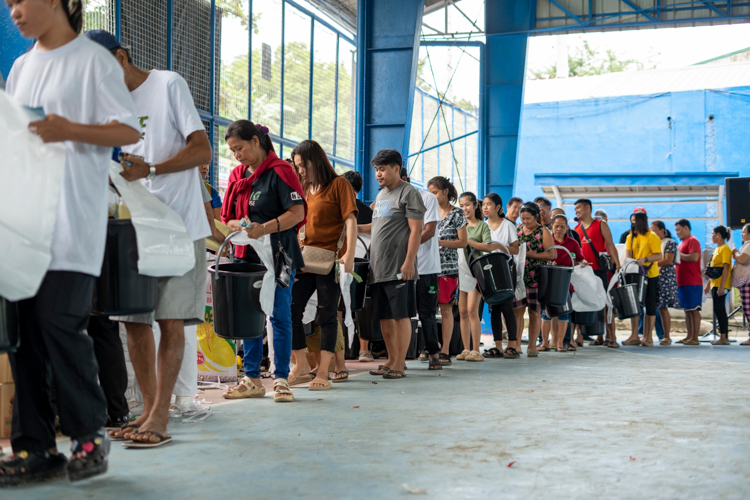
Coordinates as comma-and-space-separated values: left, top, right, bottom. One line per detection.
370, 280, 416, 321
644, 276, 658, 316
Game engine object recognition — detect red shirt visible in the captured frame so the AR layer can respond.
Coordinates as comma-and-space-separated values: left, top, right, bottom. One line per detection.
676, 236, 702, 287
552, 235, 584, 292
575, 218, 607, 271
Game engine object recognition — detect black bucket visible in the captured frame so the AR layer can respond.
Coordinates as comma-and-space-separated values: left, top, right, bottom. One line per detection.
470, 252, 515, 305
350, 258, 370, 312
624, 273, 647, 305
210, 262, 267, 340
611, 283, 640, 320
92, 219, 157, 316
545, 293, 572, 318
580, 309, 606, 335
571, 309, 596, 326
0, 297, 20, 354
539, 265, 574, 308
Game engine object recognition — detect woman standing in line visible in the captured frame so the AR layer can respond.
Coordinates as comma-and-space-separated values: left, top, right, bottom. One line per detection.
427, 177, 467, 366
288, 140, 358, 391
482, 194, 520, 359
732, 224, 750, 345
513, 203, 557, 357
221, 121, 307, 403
705, 226, 733, 346
456, 192, 492, 362
622, 212, 663, 346
651, 220, 680, 345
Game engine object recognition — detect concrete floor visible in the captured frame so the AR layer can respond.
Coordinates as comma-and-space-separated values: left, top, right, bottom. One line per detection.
3, 340, 750, 499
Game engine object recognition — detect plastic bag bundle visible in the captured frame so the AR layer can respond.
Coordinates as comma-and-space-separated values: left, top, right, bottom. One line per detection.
570, 265, 607, 312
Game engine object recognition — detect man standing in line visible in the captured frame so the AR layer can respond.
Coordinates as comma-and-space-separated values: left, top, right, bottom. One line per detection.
535, 196, 553, 228
358, 150, 425, 379
399, 168, 442, 370
674, 219, 703, 345
506, 197, 523, 225
86, 30, 212, 447
574, 199, 621, 348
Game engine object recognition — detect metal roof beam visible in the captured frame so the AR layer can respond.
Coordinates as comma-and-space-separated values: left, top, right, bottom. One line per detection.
699, 1, 728, 16
547, 0, 586, 26
620, 0, 657, 23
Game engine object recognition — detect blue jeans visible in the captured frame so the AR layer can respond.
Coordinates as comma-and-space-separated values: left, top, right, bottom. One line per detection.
243, 270, 295, 379
638, 306, 664, 339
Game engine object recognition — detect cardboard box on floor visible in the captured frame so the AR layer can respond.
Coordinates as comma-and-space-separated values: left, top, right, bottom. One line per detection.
0, 382, 13, 438
0, 354, 12, 383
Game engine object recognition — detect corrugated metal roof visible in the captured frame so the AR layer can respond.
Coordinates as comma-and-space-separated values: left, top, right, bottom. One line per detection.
524, 61, 750, 103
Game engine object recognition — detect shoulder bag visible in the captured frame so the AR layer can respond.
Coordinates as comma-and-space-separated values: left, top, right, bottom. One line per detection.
580, 220, 617, 273
299, 224, 345, 275
273, 217, 293, 288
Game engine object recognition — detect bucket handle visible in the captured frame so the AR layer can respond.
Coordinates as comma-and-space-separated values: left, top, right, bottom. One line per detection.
623, 260, 643, 275
469, 240, 509, 268
357, 235, 370, 261
214, 231, 244, 281
548, 245, 574, 267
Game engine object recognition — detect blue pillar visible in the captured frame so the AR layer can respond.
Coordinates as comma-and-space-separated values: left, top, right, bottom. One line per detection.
484, 0, 534, 203
0, 6, 33, 81
355, 0, 425, 202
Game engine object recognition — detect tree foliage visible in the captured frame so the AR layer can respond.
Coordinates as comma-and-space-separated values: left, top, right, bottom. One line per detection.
531, 40, 646, 79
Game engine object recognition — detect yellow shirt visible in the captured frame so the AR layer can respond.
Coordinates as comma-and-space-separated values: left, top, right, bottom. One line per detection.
710, 244, 733, 290
625, 231, 662, 278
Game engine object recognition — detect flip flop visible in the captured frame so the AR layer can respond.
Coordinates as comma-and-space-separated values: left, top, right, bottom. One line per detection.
331, 371, 349, 383
369, 365, 390, 376
109, 423, 139, 442
308, 378, 333, 391
122, 430, 172, 449
382, 370, 406, 379
288, 372, 315, 386
538, 346, 551, 352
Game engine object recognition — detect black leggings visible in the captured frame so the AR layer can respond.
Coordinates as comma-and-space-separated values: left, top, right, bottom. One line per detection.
712, 287, 729, 334
490, 299, 517, 342
291, 269, 341, 353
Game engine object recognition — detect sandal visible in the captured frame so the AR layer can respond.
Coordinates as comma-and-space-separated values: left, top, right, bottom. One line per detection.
369, 365, 391, 376
438, 353, 452, 366
288, 372, 315, 386
683, 340, 700, 345
273, 378, 295, 401
538, 346, 551, 352
418, 350, 429, 362
428, 357, 443, 370
660, 338, 672, 346
456, 349, 470, 360
0, 450, 68, 486
465, 350, 485, 362
527, 349, 539, 358
383, 370, 406, 379
331, 371, 349, 383
741, 339, 750, 346
308, 378, 332, 391
122, 430, 172, 449
67, 431, 110, 480
606, 340, 620, 348
503, 347, 520, 359
483, 347, 503, 358
676, 338, 687, 344
589, 338, 605, 346
710, 340, 731, 345
108, 423, 139, 442
622, 339, 641, 346
223, 376, 266, 399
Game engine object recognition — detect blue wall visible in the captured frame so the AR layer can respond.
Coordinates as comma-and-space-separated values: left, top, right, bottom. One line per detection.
1, 6, 32, 80
513, 86, 750, 248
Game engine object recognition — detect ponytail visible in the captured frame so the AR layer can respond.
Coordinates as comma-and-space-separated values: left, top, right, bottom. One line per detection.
483, 192, 505, 218
713, 225, 730, 241
459, 192, 482, 220
62, 0, 83, 34
225, 120, 275, 154
427, 176, 458, 203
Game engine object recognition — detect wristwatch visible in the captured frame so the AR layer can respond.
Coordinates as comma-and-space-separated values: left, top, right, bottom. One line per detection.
146, 163, 156, 181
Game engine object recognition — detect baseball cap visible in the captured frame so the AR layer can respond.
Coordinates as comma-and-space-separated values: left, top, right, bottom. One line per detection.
633, 206, 647, 215
83, 30, 121, 50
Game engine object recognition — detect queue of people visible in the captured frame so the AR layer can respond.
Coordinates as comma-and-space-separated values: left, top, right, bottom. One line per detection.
1, 1, 747, 488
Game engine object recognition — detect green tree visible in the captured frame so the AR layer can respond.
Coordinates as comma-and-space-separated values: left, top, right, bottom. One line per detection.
531, 40, 645, 79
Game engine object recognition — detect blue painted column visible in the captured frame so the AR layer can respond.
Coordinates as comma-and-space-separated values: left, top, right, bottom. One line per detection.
0, 6, 33, 81
355, 0, 425, 202
483, 0, 534, 202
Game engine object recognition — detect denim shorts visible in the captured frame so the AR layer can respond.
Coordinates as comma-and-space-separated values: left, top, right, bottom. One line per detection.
541, 310, 570, 322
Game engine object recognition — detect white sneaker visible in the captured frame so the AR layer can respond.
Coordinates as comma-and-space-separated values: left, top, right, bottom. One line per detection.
358, 350, 374, 362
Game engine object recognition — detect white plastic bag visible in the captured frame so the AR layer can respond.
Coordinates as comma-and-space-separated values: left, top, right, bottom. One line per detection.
231, 232, 276, 317
513, 245, 526, 301
0, 91, 66, 301
570, 265, 607, 312
339, 270, 355, 347
303, 291, 318, 324
109, 161, 194, 277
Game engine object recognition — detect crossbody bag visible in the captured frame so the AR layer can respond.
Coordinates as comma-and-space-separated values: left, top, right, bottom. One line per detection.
299, 224, 345, 275
580, 220, 617, 273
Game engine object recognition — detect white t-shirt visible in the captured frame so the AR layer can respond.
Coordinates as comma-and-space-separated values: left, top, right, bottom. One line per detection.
7, 37, 139, 276
416, 188, 441, 275
122, 70, 210, 241
489, 218, 518, 249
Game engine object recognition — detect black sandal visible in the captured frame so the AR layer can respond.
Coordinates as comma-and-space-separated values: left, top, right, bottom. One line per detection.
438, 353, 452, 366
483, 347, 503, 358
418, 350, 429, 362
369, 365, 390, 376
428, 357, 443, 370
383, 370, 406, 379
67, 430, 111, 482
331, 371, 349, 383
0, 450, 68, 487
503, 347, 520, 359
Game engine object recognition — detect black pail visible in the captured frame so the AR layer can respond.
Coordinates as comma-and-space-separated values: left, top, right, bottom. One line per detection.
210, 262, 267, 340
470, 252, 514, 305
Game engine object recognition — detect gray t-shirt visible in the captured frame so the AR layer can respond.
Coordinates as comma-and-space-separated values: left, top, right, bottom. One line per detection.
369, 182, 426, 284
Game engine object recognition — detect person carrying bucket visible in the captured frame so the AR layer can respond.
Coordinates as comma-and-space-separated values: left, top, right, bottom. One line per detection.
358, 150, 426, 380
1, 1, 139, 484
573, 199, 621, 348
220, 121, 307, 401
481, 193, 520, 359
85, 29, 213, 448
289, 140, 358, 391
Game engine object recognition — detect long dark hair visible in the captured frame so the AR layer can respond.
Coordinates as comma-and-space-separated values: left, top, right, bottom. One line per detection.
459, 192, 482, 220
62, 0, 84, 34
520, 202, 541, 225
631, 212, 649, 238
483, 192, 505, 218
427, 176, 458, 203
225, 120, 275, 154
714, 225, 730, 241
652, 219, 672, 239
291, 140, 338, 193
